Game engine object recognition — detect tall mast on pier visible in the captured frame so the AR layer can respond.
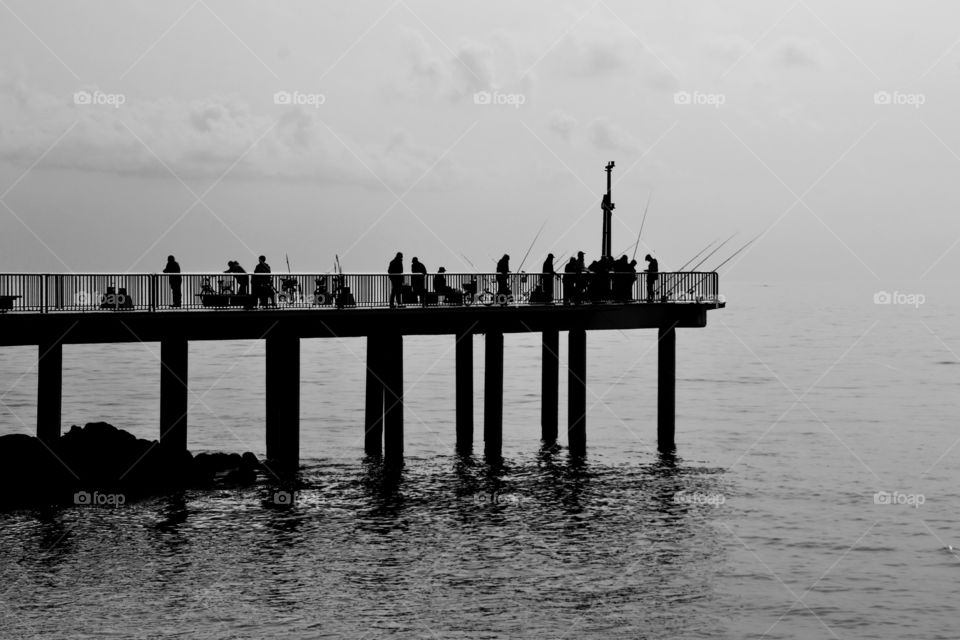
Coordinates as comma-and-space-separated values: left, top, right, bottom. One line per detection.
601, 161, 615, 259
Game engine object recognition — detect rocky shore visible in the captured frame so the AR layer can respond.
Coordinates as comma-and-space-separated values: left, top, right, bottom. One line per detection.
0, 422, 265, 509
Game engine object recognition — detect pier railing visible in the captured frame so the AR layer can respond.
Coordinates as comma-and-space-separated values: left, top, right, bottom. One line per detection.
0, 272, 719, 313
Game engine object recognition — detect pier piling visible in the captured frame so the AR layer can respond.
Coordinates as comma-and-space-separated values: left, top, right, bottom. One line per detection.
364, 335, 385, 456
484, 331, 504, 456
37, 338, 63, 445
541, 330, 559, 443
658, 325, 676, 452
455, 331, 473, 453
159, 336, 188, 454
567, 328, 586, 454
382, 334, 403, 460
265, 335, 300, 470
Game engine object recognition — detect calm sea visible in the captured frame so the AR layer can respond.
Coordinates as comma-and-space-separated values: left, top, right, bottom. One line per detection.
0, 280, 958, 639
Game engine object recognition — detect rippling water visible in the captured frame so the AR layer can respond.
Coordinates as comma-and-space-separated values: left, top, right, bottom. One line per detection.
1, 280, 959, 638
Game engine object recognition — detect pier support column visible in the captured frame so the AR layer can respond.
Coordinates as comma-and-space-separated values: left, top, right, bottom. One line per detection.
37, 338, 63, 446
541, 330, 559, 443
658, 325, 676, 452
266, 335, 300, 470
383, 334, 404, 461
455, 331, 473, 453
567, 328, 586, 455
484, 331, 503, 457
364, 335, 386, 456
159, 337, 188, 454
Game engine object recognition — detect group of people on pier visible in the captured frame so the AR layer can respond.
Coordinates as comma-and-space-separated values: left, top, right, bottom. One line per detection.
387, 251, 659, 308
162, 255, 276, 308
158, 250, 660, 310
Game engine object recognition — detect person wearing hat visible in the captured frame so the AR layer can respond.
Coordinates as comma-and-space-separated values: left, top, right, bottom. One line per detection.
433, 266, 457, 303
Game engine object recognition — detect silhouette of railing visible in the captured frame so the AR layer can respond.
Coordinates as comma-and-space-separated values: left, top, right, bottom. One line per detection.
0, 272, 720, 313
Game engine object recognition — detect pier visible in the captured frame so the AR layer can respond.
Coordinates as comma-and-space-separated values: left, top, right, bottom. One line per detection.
0, 269, 722, 469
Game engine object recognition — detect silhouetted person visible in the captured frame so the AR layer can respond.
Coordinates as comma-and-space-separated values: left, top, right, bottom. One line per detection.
496, 254, 510, 299
163, 255, 182, 308
612, 255, 632, 301
542, 253, 555, 301
411, 257, 428, 306
228, 260, 249, 296
433, 266, 459, 303
644, 254, 659, 302
388, 252, 404, 308
433, 267, 448, 294
254, 255, 274, 307
575, 251, 586, 303
563, 257, 578, 305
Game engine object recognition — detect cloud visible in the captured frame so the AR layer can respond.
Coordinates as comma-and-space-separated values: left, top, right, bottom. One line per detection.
0, 75, 460, 191
548, 21, 677, 90
704, 35, 754, 64
547, 110, 578, 140
587, 117, 642, 153
393, 27, 532, 102
775, 37, 826, 68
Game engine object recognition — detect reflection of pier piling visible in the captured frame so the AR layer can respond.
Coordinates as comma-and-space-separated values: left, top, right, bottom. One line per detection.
1, 270, 722, 472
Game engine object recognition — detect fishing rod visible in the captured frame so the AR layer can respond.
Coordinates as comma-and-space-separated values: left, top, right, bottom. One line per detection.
680, 232, 763, 302
631, 192, 653, 263
662, 232, 734, 300
517, 218, 548, 273
676, 238, 718, 272
460, 254, 479, 273
689, 232, 736, 272
708, 232, 762, 273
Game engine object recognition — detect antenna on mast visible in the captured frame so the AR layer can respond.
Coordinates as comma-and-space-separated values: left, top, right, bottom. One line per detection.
601, 161, 615, 259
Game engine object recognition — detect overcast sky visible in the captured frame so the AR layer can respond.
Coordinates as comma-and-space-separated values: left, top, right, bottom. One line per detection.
1, 0, 959, 281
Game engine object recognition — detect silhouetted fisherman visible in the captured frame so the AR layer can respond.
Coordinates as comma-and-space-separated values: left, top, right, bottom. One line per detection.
410, 257, 428, 306
563, 257, 578, 305
644, 254, 659, 302
253, 255, 274, 307
575, 251, 586, 303
433, 266, 459, 303
163, 255, 182, 308
587, 259, 607, 302
496, 254, 510, 300
228, 260, 249, 296
542, 253, 555, 301
433, 266, 448, 295
612, 255, 635, 301
388, 252, 404, 308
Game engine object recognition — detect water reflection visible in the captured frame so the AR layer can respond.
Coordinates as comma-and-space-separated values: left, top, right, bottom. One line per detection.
0, 451, 731, 639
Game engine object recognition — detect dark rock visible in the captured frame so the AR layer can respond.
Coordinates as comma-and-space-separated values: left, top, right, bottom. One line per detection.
0, 422, 262, 509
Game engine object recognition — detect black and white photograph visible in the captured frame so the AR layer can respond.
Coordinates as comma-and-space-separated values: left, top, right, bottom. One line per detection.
0, 2, 956, 638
